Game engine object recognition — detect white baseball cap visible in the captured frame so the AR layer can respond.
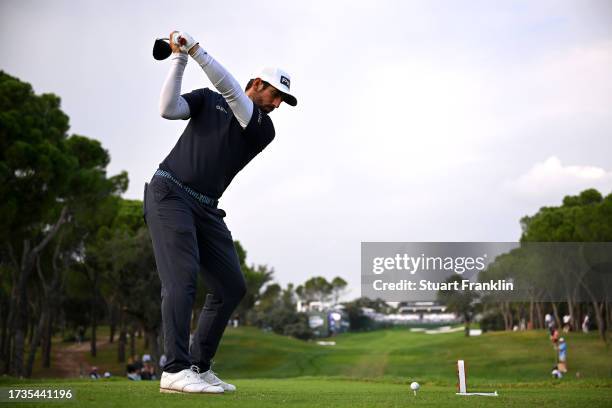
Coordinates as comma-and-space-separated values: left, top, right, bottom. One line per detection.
256, 67, 297, 106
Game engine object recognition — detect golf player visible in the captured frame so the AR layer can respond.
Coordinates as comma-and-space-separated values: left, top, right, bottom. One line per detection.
144, 31, 297, 394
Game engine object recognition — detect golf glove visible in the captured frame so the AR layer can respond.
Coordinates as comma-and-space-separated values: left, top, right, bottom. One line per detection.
171, 31, 197, 53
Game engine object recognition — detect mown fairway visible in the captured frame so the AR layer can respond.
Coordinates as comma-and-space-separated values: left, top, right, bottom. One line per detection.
3, 327, 611, 407
213, 327, 612, 383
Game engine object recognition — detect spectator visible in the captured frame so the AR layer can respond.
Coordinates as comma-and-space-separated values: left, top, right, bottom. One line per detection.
126, 364, 141, 381
89, 366, 100, 380
582, 315, 590, 333
544, 313, 553, 329
140, 366, 152, 380
549, 325, 560, 351
562, 315, 571, 333
141, 361, 157, 381
558, 338, 568, 373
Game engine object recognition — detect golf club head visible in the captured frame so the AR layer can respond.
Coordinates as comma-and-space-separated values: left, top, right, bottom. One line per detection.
153, 38, 172, 60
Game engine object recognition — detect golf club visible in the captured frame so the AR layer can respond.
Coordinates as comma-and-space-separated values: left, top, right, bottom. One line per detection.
153, 38, 171, 60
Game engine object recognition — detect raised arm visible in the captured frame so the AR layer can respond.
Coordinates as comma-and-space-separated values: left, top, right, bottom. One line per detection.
172, 31, 253, 128
159, 32, 191, 120
159, 54, 191, 120
188, 44, 253, 128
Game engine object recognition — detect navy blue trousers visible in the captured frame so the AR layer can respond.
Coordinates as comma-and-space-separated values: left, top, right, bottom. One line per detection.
144, 176, 246, 373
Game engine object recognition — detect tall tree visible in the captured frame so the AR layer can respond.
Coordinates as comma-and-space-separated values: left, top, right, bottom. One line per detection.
0, 71, 126, 376
296, 276, 333, 305
251, 283, 312, 340
331, 276, 348, 305
521, 189, 612, 342
438, 275, 479, 337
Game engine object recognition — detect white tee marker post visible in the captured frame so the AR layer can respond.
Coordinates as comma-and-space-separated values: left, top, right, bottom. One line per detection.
456, 360, 498, 397
457, 360, 467, 394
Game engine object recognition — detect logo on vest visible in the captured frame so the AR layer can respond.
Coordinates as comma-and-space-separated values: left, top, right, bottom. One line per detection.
216, 105, 228, 114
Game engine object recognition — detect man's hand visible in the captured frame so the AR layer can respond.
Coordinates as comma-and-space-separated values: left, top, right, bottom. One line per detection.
168, 31, 184, 54
170, 31, 198, 54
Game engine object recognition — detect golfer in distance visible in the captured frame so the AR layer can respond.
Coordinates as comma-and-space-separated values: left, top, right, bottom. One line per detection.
143, 30, 297, 394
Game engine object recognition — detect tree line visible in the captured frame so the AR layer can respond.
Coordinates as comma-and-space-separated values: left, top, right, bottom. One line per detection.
439, 189, 612, 342
484, 189, 611, 342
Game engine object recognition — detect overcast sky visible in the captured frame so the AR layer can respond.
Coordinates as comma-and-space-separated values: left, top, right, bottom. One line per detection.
2, 0, 611, 298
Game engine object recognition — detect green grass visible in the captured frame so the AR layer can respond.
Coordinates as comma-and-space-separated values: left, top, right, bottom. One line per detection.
213, 327, 611, 383
1, 377, 610, 408
6, 327, 612, 407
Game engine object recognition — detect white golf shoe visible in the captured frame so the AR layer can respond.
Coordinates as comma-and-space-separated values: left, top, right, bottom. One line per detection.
160, 366, 224, 394
200, 369, 237, 392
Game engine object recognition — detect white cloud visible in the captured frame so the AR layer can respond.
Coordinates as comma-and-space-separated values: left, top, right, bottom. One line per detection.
506, 156, 612, 200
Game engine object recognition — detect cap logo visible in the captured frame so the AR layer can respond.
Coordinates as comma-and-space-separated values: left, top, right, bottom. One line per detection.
280, 75, 290, 90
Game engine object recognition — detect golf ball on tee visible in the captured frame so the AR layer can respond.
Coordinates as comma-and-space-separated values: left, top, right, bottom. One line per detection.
410, 382, 420, 394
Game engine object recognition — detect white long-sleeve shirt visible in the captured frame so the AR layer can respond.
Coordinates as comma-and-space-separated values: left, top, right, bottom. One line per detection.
159, 48, 253, 128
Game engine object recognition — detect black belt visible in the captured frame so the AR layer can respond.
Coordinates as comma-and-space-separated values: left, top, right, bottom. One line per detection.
154, 169, 218, 208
